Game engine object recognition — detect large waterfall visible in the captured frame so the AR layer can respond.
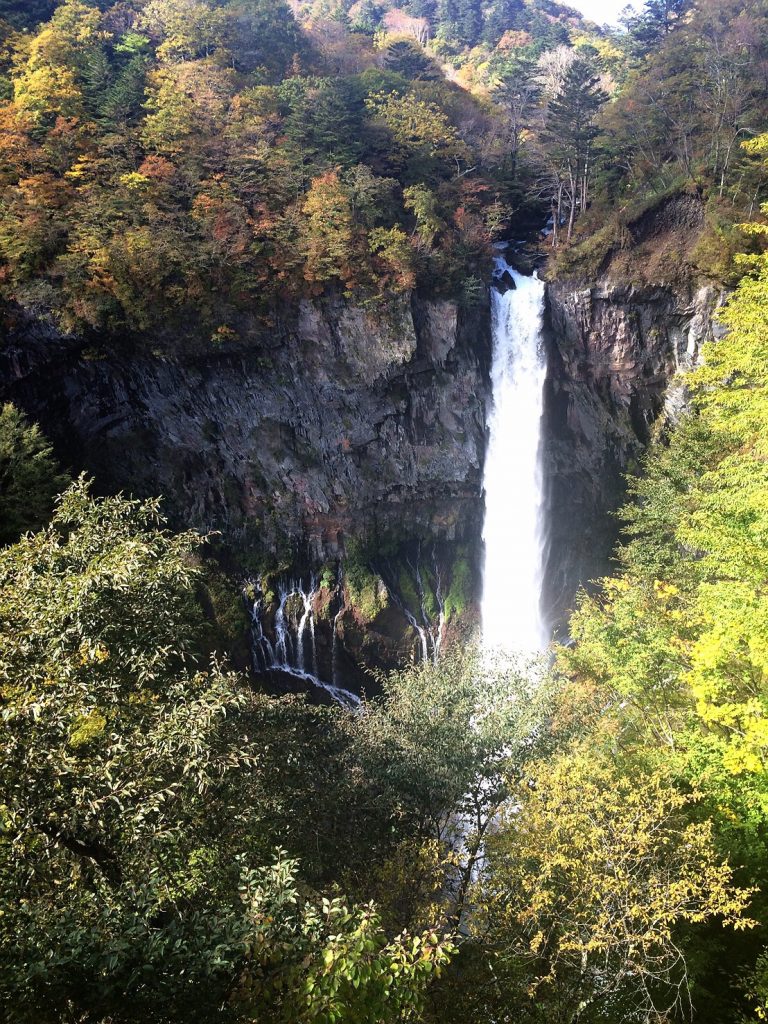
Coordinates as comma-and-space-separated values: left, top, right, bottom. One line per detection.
481, 256, 549, 654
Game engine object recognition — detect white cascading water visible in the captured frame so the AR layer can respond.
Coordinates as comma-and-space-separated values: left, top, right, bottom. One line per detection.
481, 256, 549, 654
247, 577, 360, 709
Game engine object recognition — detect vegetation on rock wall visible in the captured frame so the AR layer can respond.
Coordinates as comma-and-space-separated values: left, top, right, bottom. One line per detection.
553, 141, 768, 1019
0, 402, 69, 544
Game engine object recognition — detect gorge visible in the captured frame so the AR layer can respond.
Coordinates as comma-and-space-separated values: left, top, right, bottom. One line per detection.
0, 221, 724, 688
4, 1, 768, 1019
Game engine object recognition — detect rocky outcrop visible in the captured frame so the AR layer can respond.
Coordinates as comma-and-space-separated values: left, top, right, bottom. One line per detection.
1, 293, 490, 557
541, 277, 726, 634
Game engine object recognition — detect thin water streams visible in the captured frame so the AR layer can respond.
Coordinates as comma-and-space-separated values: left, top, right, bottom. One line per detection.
247, 578, 360, 709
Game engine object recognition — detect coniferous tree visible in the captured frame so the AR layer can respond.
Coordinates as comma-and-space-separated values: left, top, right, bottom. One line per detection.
97, 52, 149, 127
0, 0, 57, 30
482, 0, 525, 45
405, 0, 437, 18
228, 0, 305, 78
284, 79, 364, 176
436, 0, 482, 46
0, 404, 69, 545
493, 54, 540, 180
383, 38, 441, 80
349, 0, 383, 34
456, 0, 482, 45
542, 55, 606, 243
624, 0, 688, 56
80, 45, 112, 115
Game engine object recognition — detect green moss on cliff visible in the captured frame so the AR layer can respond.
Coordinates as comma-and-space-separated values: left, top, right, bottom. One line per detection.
346, 561, 388, 624
445, 556, 472, 620
398, 568, 421, 618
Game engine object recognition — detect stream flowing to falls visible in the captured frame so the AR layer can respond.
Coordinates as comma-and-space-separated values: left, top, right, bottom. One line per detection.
481, 257, 549, 654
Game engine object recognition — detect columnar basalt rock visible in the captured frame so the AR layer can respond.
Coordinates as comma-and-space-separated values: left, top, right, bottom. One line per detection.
542, 277, 725, 634
1, 293, 490, 688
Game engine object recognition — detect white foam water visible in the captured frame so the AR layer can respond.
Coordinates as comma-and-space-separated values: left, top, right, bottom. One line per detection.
481, 258, 549, 654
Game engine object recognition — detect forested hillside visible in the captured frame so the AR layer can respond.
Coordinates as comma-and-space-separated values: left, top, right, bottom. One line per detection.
2, 1, 768, 1023
0, 0, 496, 339
0, 0, 766, 342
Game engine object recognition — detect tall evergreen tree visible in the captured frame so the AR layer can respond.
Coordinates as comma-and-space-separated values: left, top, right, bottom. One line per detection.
384, 39, 440, 80
456, 0, 482, 45
349, 0, 383, 34
436, 0, 483, 46
542, 55, 607, 243
493, 54, 540, 179
624, 0, 688, 56
405, 0, 437, 18
284, 79, 364, 175
0, 0, 57, 30
482, 0, 525, 45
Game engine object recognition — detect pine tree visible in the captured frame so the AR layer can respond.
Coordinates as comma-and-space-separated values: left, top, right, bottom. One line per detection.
482, 0, 525, 45
405, 0, 437, 19
456, 0, 482, 46
284, 80, 364, 175
0, 0, 56, 30
98, 53, 148, 127
625, 0, 688, 56
493, 54, 540, 179
81, 46, 113, 116
383, 39, 440, 80
349, 0, 383, 34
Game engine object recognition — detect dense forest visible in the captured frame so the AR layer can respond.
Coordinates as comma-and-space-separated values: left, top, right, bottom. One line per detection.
0, 0, 765, 338
2, 0, 768, 1022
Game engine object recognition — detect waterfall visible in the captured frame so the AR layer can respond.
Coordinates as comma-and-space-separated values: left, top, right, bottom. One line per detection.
481, 256, 549, 654
331, 605, 344, 686
246, 576, 360, 709
331, 564, 345, 687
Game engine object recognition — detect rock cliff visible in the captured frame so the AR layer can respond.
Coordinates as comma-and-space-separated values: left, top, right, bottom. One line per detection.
1, 292, 490, 689
2, 294, 489, 552
0, 262, 727, 673
542, 277, 725, 633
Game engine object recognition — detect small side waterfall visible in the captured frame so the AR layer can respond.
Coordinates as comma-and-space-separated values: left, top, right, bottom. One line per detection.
481, 256, 549, 654
247, 577, 360, 709
378, 551, 443, 664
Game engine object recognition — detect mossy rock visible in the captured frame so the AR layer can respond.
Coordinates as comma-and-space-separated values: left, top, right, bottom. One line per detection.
444, 556, 472, 620
346, 560, 388, 624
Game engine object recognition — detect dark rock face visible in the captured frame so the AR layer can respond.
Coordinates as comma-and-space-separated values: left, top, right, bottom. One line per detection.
1, 293, 491, 686
541, 277, 725, 635
1, 294, 490, 558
